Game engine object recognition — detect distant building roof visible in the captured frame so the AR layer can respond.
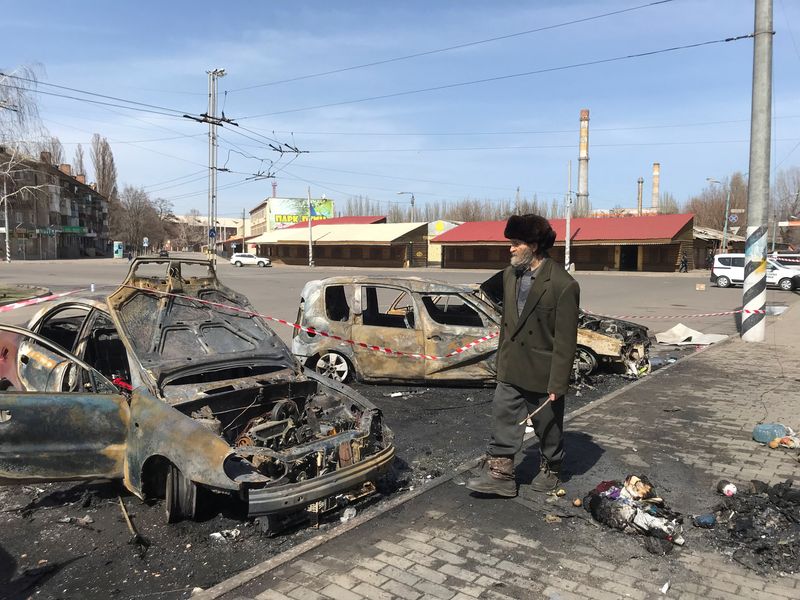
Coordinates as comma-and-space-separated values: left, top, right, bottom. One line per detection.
283, 216, 386, 229
693, 225, 745, 243
432, 214, 695, 244
250, 222, 427, 245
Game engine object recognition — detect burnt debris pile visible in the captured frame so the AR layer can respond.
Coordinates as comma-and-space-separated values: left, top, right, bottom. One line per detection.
712, 479, 800, 574
583, 475, 685, 555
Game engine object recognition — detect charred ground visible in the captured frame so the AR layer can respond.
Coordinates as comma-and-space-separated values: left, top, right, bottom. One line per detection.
0, 346, 694, 600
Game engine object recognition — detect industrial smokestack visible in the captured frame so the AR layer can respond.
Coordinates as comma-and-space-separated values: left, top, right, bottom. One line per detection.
637, 177, 644, 216
576, 109, 590, 215
271, 180, 277, 198
651, 163, 660, 209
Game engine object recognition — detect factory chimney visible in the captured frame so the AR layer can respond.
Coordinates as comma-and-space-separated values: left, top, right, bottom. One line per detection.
272, 180, 278, 198
576, 109, 590, 216
637, 177, 644, 216
651, 163, 660, 210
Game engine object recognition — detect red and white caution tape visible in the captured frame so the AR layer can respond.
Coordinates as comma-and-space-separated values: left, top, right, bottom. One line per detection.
585, 308, 767, 320
0, 289, 84, 313
123, 286, 499, 361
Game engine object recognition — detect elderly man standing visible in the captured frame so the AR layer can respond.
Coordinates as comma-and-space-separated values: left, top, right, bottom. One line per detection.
466, 214, 579, 497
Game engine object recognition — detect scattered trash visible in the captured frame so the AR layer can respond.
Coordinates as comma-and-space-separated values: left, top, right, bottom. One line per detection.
768, 435, 800, 449
716, 480, 737, 497
662, 407, 682, 413
573, 498, 582, 507
340, 507, 357, 523
544, 514, 562, 524
388, 392, 404, 398
649, 357, 666, 368
666, 357, 677, 364
57, 517, 72, 524
752, 423, 790, 444
382, 389, 428, 399
655, 324, 727, 346
583, 475, 685, 553
692, 514, 716, 528
709, 479, 800, 574
555, 488, 567, 497
660, 580, 670, 594
190, 588, 205, 597
209, 528, 241, 542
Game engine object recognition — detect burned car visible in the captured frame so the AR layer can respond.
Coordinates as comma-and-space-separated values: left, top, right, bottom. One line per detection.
0, 259, 394, 528
292, 276, 650, 383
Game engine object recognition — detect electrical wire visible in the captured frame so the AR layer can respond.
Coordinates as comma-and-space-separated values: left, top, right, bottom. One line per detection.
0, 83, 190, 119
0, 71, 192, 116
236, 34, 755, 119
226, 0, 676, 92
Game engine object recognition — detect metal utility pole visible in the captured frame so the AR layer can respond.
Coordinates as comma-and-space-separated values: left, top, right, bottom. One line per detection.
397, 191, 415, 221
241, 207, 246, 254
565, 161, 572, 271
307, 187, 314, 267
742, 0, 773, 343
207, 68, 225, 259
3, 179, 9, 263
721, 187, 732, 252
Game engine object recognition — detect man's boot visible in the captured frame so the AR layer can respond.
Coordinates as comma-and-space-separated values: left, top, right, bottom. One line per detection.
530, 459, 560, 493
465, 455, 516, 497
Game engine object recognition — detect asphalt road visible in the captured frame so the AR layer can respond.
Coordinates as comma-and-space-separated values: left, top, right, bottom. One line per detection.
2, 252, 791, 340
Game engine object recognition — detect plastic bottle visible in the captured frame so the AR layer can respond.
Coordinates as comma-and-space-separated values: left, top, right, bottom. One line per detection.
752, 423, 788, 444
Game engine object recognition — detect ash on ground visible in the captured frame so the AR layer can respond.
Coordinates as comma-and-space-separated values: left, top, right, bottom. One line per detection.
710, 479, 800, 575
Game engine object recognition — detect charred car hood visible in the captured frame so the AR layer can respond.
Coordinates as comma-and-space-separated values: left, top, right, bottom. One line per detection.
107, 258, 297, 387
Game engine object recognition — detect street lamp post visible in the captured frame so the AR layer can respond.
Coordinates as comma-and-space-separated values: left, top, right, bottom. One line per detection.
396, 191, 416, 222
707, 178, 732, 252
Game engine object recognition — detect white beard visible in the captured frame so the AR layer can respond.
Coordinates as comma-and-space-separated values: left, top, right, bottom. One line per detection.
510, 245, 534, 268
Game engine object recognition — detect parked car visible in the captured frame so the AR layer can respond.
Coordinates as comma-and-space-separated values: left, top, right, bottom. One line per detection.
158, 249, 169, 258
230, 253, 271, 267
0, 259, 394, 528
711, 253, 800, 291
292, 276, 651, 384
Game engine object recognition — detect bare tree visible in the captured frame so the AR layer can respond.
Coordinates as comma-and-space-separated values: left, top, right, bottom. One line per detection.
178, 209, 206, 251
38, 136, 64, 165
0, 65, 45, 152
73, 143, 86, 176
659, 192, 679, 214
773, 167, 800, 247
90, 133, 118, 201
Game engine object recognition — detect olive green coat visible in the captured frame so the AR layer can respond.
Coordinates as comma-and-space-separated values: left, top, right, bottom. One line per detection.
495, 258, 580, 396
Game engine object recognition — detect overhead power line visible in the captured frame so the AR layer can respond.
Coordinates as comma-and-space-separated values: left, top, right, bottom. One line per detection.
226, 0, 675, 92
0, 72, 193, 116
237, 34, 754, 120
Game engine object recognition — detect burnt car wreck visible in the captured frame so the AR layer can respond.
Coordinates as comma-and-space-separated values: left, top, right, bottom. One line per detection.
292, 275, 651, 384
0, 259, 394, 528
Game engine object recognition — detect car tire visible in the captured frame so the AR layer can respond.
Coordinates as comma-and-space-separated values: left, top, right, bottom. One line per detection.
258, 261, 265, 267
716, 275, 731, 288
574, 346, 598, 375
234, 261, 243, 267
165, 464, 198, 523
778, 278, 795, 291
314, 351, 353, 382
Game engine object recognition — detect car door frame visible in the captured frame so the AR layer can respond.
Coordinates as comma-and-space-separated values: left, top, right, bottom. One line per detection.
0, 324, 130, 484
350, 284, 425, 381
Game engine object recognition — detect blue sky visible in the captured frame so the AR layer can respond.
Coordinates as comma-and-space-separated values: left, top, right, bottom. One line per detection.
3, 0, 800, 218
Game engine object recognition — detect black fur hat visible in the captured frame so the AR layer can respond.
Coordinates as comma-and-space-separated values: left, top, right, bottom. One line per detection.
504, 214, 556, 251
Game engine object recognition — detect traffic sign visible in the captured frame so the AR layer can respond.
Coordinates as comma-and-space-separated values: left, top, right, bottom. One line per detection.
728, 214, 739, 224
143, 236, 149, 247
730, 208, 745, 214
729, 226, 740, 235
209, 228, 216, 239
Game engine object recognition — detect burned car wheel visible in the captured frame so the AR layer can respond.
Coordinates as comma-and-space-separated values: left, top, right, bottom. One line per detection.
314, 351, 352, 382
574, 346, 598, 375
165, 464, 198, 523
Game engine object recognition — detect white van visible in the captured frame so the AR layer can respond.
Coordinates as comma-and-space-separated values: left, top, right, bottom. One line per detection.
711, 253, 800, 291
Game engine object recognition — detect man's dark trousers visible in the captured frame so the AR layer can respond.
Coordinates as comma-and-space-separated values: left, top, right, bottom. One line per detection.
488, 381, 565, 466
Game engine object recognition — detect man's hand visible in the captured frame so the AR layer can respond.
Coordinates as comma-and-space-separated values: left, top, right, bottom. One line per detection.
547, 392, 557, 403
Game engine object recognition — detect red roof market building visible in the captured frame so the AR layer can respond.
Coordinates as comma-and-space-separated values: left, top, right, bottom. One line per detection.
283, 216, 386, 229
431, 214, 695, 272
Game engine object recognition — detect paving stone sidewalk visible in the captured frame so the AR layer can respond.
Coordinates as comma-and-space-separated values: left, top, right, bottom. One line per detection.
199, 308, 800, 600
